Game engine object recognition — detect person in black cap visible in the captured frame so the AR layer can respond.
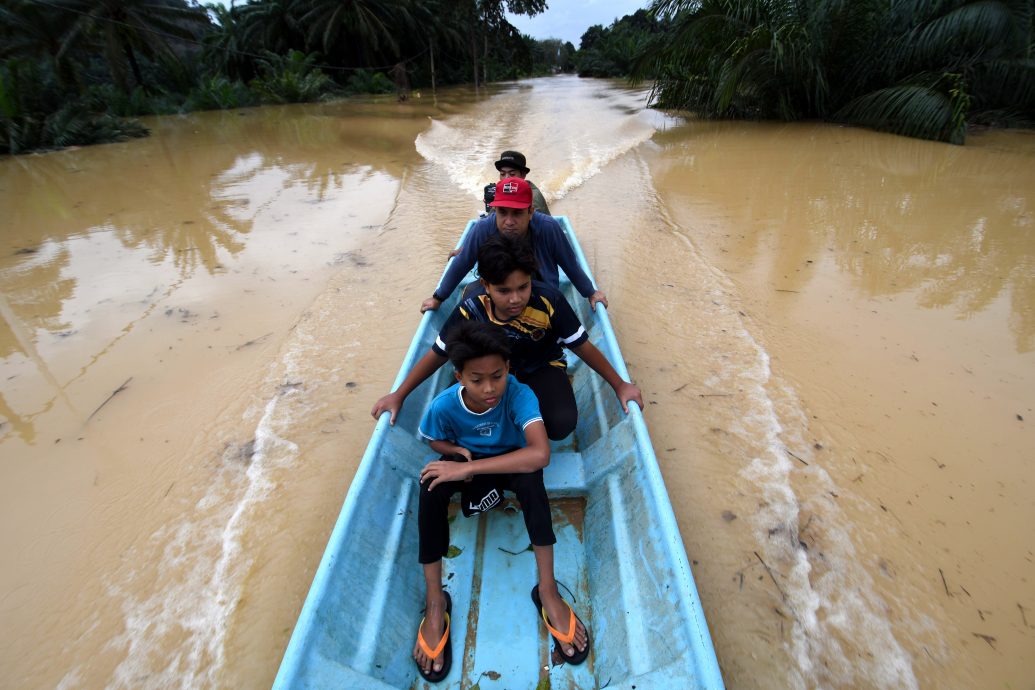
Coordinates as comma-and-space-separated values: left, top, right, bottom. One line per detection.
488, 150, 551, 215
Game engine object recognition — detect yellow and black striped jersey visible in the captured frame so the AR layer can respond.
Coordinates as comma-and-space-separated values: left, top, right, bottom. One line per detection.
432, 281, 588, 374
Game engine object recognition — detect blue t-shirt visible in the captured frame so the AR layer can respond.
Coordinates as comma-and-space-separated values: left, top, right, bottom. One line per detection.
418, 375, 543, 456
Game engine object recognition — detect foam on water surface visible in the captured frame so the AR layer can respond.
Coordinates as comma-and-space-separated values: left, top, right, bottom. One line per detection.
660, 199, 920, 690
415, 75, 677, 203
105, 347, 305, 688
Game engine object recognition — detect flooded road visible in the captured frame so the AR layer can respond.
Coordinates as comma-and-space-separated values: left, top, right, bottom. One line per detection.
1, 76, 1032, 689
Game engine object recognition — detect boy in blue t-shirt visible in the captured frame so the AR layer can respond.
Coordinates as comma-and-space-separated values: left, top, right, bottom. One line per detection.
411, 321, 590, 682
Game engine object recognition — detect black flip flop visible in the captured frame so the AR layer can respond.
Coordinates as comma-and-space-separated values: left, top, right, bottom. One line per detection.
531, 584, 591, 665
415, 591, 452, 682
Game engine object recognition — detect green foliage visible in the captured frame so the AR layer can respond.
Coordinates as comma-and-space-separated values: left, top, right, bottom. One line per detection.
0, 58, 148, 154
298, 0, 414, 63
344, 68, 394, 95
58, 0, 210, 95
82, 84, 179, 117
642, 0, 1035, 143
524, 38, 576, 76
249, 49, 338, 104
577, 9, 666, 78
0, 0, 556, 155
186, 75, 257, 111
43, 103, 149, 148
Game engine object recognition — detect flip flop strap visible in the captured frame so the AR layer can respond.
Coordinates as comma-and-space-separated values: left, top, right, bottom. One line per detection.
540, 600, 576, 645
417, 612, 451, 660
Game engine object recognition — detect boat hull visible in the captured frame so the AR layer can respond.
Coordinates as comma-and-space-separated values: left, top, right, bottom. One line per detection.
273, 217, 725, 689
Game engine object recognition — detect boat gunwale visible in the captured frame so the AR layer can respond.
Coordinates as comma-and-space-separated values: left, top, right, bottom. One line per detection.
557, 215, 723, 686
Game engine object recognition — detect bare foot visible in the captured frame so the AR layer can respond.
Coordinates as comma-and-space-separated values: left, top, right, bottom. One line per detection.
412, 593, 448, 675
537, 584, 588, 660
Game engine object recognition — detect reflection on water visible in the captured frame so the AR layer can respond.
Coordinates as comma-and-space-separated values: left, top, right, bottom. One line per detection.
640, 117, 1034, 689
651, 121, 1035, 352
0, 100, 441, 446
0, 92, 440, 690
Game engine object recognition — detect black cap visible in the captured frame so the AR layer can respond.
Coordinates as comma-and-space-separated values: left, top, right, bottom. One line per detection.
494, 150, 530, 174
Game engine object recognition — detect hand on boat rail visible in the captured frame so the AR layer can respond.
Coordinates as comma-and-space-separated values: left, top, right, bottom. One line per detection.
371, 391, 405, 424
420, 296, 442, 313
615, 380, 644, 414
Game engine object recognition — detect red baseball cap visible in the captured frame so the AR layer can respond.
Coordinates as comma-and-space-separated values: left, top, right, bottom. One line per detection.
489, 177, 533, 209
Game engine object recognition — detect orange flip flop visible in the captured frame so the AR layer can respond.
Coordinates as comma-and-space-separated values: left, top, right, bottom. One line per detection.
531, 584, 590, 665
415, 591, 452, 682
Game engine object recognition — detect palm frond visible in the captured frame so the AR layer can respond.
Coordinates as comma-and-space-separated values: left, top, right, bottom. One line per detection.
836, 82, 965, 143
969, 57, 1035, 109
908, 1, 1028, 69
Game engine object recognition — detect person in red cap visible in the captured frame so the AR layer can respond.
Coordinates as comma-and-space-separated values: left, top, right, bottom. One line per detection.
420, 176, 608, 314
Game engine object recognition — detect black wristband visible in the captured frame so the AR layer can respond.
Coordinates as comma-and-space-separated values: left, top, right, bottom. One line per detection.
432, 291, 446, 303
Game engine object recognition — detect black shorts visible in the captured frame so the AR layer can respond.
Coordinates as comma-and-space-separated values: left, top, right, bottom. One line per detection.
417, 453, 556, 564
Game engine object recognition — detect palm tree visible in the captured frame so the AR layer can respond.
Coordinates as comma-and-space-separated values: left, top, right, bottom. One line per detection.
0, 0, 80, 89
642, 0, 1035, 143
202, 2, 256, 82
296, 0, 415, 64
237, 0, 304, 55
58, 0, 209, 94
836, 0, 1035, 142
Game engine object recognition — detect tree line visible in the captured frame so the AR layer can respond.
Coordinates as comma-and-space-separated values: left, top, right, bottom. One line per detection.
629, 0, 1035, 144
0, 0, 575, 154
3, 0, 1032, 155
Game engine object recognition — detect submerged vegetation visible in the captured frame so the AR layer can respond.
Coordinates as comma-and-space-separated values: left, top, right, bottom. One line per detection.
633, 0, 1035, 144
2, 0, 1032, 153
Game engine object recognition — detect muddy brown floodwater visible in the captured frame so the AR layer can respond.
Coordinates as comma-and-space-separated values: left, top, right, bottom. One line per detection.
1, 76, 1032, 689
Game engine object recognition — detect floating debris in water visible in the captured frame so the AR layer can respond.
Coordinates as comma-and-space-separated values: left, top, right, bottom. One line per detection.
278, 381, 303, 395
224, 438, 256, 465
972, 632, 997, 649
328, 251, 370, 267
86, 377, 132, 422
235, 332, 272, 351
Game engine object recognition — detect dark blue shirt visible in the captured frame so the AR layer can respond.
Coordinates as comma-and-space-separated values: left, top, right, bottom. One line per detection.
434, 213, 596, 302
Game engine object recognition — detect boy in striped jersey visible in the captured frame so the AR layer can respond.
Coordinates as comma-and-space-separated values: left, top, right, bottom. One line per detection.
373, 234, 641, 440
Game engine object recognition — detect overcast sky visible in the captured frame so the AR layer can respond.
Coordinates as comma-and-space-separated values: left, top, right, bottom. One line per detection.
205, 0, 652, 51
506, 0, 653, 47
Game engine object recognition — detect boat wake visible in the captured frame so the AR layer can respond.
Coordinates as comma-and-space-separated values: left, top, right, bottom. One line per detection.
103, 340, 309, 688
654, 187, 921, 689
729, 331, 920, 690
415, 76, 673, 204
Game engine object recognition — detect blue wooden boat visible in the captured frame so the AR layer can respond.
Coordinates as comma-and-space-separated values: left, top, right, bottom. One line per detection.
273, 217, 725, 689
